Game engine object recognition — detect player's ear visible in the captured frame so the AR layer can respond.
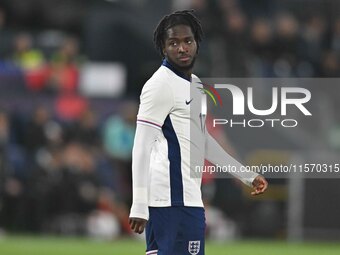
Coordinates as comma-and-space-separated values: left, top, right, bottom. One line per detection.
162, 42, 167, 56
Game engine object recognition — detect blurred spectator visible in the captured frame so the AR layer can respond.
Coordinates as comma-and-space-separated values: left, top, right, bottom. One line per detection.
25, 145, 64, 232
64, 108, 100, 146
320, 51, 340, 77
222, 8, 250, 76
45, 36, 80, 94
45, 142, 130, 236
0, 110, 27, 231
12, 33, 48, 91
218, 0, 239, 12
0, 9, 25, 90
103, 102, 137, 161
301, 15, 327, 76
249, 18, 274, 76
0, 7, 6, 29
330, 18, 340, 56
12, 33, 44, 70
0, 6, 13, 59
103, 101, 137, 204
45, 142, 100, 234
60, 143, 99, 213
23, 105, 52, 155
272, 13, 302, 77
54, 93, 88, 121
251, 18, 273, 59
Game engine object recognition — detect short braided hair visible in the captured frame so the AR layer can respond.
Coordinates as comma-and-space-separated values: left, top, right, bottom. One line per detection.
153, 10, 203, 57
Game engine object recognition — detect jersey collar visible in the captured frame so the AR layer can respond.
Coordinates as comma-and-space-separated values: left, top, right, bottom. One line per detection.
162, 59, 191, 82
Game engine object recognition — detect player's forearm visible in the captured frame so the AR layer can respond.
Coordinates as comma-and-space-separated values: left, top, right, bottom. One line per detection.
130, 124, 161, 220
205, 132, 258, 187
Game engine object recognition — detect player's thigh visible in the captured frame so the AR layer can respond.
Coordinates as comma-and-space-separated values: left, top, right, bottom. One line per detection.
147, 207, 181, 255
176, 207, 206, 255
145, 218, 158, 254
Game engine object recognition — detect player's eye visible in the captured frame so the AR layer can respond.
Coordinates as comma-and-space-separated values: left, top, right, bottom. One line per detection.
169, 41, 177, 46
186, 39, 192, 44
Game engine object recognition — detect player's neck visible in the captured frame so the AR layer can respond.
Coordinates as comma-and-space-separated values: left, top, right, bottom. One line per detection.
162, 58, 192, 82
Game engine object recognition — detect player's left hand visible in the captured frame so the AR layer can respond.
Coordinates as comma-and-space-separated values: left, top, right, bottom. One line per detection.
251, 175, 268, 196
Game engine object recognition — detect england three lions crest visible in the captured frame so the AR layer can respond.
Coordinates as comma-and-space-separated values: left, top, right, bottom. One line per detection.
188, 240, 200, 255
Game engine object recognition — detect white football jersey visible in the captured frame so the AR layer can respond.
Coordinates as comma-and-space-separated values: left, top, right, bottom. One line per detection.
137, 59, 205, 208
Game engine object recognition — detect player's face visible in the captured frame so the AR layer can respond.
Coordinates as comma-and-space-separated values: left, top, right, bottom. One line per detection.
163, 25, 197, 71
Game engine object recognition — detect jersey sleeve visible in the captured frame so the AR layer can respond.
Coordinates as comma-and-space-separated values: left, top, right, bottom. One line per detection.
137, 80, 174, 129
129, 123, 162, 220
205, 132, 259, 187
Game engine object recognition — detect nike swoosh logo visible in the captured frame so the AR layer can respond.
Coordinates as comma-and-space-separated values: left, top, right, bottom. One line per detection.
185, 98, 193, 105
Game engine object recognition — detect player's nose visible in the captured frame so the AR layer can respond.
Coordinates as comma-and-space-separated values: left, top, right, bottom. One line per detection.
178, 42, 188, 53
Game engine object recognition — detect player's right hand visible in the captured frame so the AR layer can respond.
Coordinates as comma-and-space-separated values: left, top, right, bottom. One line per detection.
129, 217, 148, 234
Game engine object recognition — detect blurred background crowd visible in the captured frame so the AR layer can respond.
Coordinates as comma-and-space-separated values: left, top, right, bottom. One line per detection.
1, 0, 340, 241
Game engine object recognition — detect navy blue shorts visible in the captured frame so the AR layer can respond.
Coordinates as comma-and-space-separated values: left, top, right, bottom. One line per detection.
145, 206, 205, 255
